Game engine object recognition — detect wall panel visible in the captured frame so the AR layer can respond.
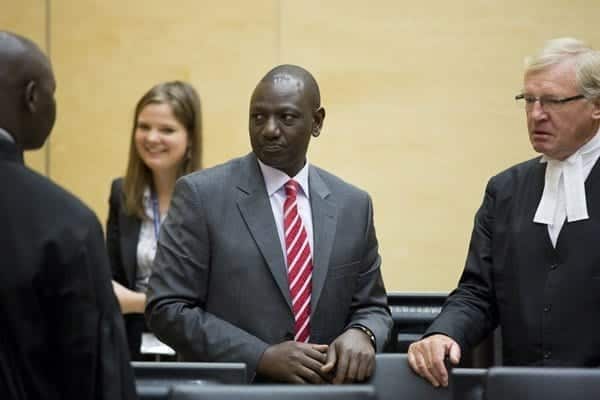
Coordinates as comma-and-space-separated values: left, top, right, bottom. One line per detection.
8, 0, 600, 290
280, 0, 600, 290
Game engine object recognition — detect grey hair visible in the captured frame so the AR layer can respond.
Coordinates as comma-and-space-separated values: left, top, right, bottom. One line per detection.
526, 37, 600, 101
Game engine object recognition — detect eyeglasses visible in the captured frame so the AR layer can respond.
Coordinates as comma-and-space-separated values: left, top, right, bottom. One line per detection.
515, 93, 585, 112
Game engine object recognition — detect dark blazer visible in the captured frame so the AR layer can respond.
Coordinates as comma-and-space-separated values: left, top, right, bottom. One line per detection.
427, 156, 600, 366
106, 177, 146, 360
146, 153, 393, 381
0, 139, 137, 399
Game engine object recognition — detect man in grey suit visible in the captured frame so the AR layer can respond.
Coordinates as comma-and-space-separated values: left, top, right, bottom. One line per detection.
146, 65, 392, 383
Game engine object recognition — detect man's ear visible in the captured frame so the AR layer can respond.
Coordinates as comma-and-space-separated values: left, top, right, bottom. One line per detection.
312, 107, 326, 137
24, 80, 38, 112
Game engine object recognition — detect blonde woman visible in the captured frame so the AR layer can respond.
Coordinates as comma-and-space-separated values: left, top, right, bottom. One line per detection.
107, 81, 201, 360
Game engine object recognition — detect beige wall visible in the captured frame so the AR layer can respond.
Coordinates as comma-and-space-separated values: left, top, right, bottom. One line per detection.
4, 0, 600, 290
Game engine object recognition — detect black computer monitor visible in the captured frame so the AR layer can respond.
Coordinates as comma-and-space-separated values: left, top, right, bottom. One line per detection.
168, 384, 376, 400
486, 367, 600, 400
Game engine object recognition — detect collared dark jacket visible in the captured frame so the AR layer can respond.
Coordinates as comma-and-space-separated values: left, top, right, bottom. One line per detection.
427, 156, 600, 366
106, 177, 146, 360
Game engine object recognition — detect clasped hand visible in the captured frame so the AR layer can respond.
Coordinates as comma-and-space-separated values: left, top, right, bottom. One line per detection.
257, 328, 375, 384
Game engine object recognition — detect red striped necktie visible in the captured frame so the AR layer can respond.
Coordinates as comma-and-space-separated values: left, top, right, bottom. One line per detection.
283, 180, 313, 343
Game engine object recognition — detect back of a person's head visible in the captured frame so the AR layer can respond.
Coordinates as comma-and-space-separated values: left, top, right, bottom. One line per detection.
0, 31, 55, 150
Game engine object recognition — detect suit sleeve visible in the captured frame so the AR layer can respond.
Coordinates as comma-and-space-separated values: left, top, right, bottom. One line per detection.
344, 194, 393, 352
44, 212, 137, 400
106, 178, 127, 285
145, 177, 269, 381
424, 178, 500, 351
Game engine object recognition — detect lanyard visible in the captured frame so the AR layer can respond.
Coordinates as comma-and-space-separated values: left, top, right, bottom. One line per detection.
151, 191, 161, 240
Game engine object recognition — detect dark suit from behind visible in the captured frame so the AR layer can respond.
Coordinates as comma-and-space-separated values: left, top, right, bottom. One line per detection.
427, 156, 600, 366
0, 139, 137, 399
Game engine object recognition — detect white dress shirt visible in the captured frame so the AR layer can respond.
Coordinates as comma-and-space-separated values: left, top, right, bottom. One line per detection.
136, 187, 167, 292
257, 159, 314, 268
534, 129, 600, 247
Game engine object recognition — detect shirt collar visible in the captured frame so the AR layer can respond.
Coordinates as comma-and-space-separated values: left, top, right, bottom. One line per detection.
257, 159, 310, 198
0, 128, 15, 143
534, 128, 600, 225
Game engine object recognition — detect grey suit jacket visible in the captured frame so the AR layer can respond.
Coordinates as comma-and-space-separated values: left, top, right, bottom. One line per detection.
146, 153, 392, 380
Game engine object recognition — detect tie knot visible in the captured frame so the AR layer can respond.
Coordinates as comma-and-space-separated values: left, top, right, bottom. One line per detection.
285, 180, 299, 198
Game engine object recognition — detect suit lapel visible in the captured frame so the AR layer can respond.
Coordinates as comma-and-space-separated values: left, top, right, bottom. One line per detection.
529, 161, 558, 253
236, 154, 292, 310
584, 155, 600, 208
556, 155, 600, 250
120, 209, 141, 288
517, 159, 555, 252
308, 167, 337, 311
